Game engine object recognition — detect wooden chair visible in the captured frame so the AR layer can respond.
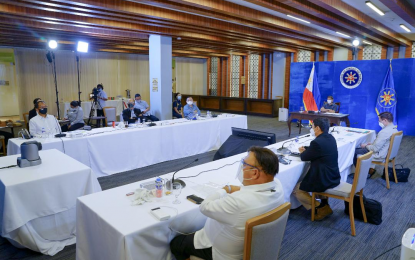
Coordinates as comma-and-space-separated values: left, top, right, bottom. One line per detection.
23, 112, 29, 129
190, 202, 291, 260
0, 135, 6, 156
311, 151, 373, 236
372, 131, 403, 189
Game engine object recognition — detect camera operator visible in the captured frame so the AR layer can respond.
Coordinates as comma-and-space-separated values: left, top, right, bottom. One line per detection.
95, 84, 107, 127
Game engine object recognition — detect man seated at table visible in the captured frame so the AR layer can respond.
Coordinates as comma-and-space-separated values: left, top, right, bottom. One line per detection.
134, 94, 159, 122
122, 99, 143, 124
170, 146, 285, 260
29, 101, 62, 137
29, 98, 42, 121
183, 97, 201, 120
353, 111, 398, 178
320, 96, 338, 113
62, 101, 85, 132
293, 117, 340, 220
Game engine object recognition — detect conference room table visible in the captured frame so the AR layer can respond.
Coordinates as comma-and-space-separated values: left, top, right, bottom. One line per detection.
0, 149, 101, 256
7, 115, 247, 177
288, 111, 351, 136
76, 126, 375, 260
63, 99, 125, 119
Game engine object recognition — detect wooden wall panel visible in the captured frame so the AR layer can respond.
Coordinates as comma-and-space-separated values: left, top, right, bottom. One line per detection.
310, 51, 315, 62
347, 49, 353, 60
207, 57, 211, 96
239, 56, 244, 98
258, 55, 263, 99
284, 53, 292, 108
381, 47, 387, 59
264, 54, 269, 99
244, 55, 249, 98
319, 51, 325, 61
405, 46, 412, 58
357, 49, 363, 60
327, 51, 333, 61
270, 54, 273, 99
293, 52, 298, 62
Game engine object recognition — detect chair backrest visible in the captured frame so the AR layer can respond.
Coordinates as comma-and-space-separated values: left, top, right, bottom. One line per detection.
23, 113, 29, 127
103, 106, 116, 125
244, 202, 291, 260
387, 131, 403, 161
351, 151, 373, 194
335, 102, 340, 113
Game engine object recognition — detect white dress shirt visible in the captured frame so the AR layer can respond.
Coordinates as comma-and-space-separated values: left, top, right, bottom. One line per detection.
194, 180, 285, 260
29, 114, 62, 136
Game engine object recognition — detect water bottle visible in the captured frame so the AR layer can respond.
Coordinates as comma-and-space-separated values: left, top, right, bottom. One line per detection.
41, 127, 45, 138
207, 110, 210, 118
155, 177, 164, 198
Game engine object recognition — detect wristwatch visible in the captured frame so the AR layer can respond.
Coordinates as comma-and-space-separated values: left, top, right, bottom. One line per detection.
226, 185, 231, 193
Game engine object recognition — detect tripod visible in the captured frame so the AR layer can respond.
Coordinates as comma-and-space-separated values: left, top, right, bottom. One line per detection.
87, 99, 102, 126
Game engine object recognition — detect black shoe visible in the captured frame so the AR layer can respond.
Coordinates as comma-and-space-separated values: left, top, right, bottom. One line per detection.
367, 169, 376, 179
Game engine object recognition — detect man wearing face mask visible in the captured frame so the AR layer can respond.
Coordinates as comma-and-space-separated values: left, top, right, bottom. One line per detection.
62, 101, 85, 132
320, 96, 338, 113
293, 117, 340, 221
29, 101, 62, 136
172, 92, 184, 118
353, 112, 397, 178
133, 93, 159, 122
122, 99, 143, 124
183, 97, 201, 120
170, 146, 284, 260
96, 84, 108, 127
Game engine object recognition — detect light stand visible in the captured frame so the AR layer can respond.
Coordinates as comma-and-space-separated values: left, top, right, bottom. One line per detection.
76, 55, 82, 105
46, 51, 61, 120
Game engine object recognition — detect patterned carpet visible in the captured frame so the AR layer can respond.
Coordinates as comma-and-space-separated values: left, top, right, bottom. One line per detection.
1, 115, 413, 260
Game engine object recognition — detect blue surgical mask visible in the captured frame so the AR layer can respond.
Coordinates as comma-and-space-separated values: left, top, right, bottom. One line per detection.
177, 96, 182, 100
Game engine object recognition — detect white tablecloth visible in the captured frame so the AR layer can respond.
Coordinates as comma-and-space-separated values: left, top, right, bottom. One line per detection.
8, 115, 248, 177
0, 149, 101, 256
76, 127, 375, 260
63, 99, 125, 119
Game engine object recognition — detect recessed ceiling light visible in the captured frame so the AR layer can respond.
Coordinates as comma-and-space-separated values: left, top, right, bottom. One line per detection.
400, 24, 411, 32
287, 14, 310, 24
362, 40, 372, 45
365, 1, 385, 16
336, 32, 351, 38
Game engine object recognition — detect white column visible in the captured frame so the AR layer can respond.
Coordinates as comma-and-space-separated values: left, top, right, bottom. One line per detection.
271, 52, 286, 100
333, 47, 349, 61
149, 35, 172, 120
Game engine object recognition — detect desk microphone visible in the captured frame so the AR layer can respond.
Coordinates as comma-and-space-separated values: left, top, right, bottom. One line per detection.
168, 158, 199, 189
54, 117, 66, 138
277, 135, 310, 151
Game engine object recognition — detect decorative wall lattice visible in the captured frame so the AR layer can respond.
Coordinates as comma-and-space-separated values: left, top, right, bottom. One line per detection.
412, 42, 415, 58
297, 50, 311, 62
362, 45, 382, 60
248, 54, 259, 98
230, 55, 240, 97
210, 57, 218, 96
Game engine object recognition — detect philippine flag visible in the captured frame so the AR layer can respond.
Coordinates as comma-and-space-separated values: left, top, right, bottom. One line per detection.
302, 64, 321, 112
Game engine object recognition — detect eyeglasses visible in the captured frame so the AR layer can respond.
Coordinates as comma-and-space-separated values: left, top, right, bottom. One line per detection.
240, 158, 261, 171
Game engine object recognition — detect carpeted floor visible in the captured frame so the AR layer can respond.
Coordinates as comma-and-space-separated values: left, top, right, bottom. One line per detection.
1, 115, 414, 260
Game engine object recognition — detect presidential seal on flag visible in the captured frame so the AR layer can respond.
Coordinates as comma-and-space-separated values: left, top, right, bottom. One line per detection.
377, 88, 397, 109
340, 67, 362, 89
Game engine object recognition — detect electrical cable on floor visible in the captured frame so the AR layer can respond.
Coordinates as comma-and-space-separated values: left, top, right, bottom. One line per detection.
373, 244, 401, 260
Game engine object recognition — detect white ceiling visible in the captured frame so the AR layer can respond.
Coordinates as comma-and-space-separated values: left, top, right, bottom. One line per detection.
342, 0, 415, 41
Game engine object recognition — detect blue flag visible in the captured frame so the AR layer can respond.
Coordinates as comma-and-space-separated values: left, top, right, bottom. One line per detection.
312, 66, 321, 110
375, 63, 397, 125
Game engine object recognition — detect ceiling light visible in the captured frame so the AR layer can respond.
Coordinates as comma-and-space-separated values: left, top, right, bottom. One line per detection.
365, 1, 385, 16
400, 24, 411, 32
352, 39, 360, 47
336, 32, 351, 38
287, 14, 310, 24
77, 41, 89, 52
177, 37, 181, 40
48, 40, 58, 49
362, 40, 372, 45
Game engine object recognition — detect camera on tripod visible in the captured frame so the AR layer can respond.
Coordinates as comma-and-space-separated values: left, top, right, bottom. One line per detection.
90, 87, 99, 101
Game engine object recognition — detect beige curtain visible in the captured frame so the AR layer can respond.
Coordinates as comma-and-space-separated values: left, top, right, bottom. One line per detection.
175, 57, 206, 95
14, 48, 150, 117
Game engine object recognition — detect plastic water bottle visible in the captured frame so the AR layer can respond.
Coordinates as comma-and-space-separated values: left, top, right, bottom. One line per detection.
155, 177, 163, 198
207, 111, 210, 118
41, 127, 45, 138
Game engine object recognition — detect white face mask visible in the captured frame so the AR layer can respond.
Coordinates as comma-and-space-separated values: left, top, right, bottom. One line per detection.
187, 101, 193, 105
236, 162, 255, 185
379, 122, 385, 128
327, 100, 333, 104
177, 96, 182, 100
310, 128, 316, 137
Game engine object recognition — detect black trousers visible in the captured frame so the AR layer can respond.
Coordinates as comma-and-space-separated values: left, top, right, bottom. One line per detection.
96, 109, 105, 127
61, 123, 85, 132
0, 130, 13, 147
170, 234, 212, 260
354, 148, 370, 167
143, 115, 159, 122
173, 111, 183, 118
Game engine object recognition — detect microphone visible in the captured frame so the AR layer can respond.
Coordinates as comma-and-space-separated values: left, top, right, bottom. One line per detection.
54, 117, 66, 138
277, 135, 310, 151
169, 158, 199, 189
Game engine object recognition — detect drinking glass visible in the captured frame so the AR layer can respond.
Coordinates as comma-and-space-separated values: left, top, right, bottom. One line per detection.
172, 183, 182, 204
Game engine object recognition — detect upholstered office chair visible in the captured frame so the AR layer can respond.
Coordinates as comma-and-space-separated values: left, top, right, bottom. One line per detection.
102, 106, 118, 127
190, 202, 291, 260
0, 135, 6, 156
244, 202, 291, 260
311, 151, 373, 236
372, 131, 403, 189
